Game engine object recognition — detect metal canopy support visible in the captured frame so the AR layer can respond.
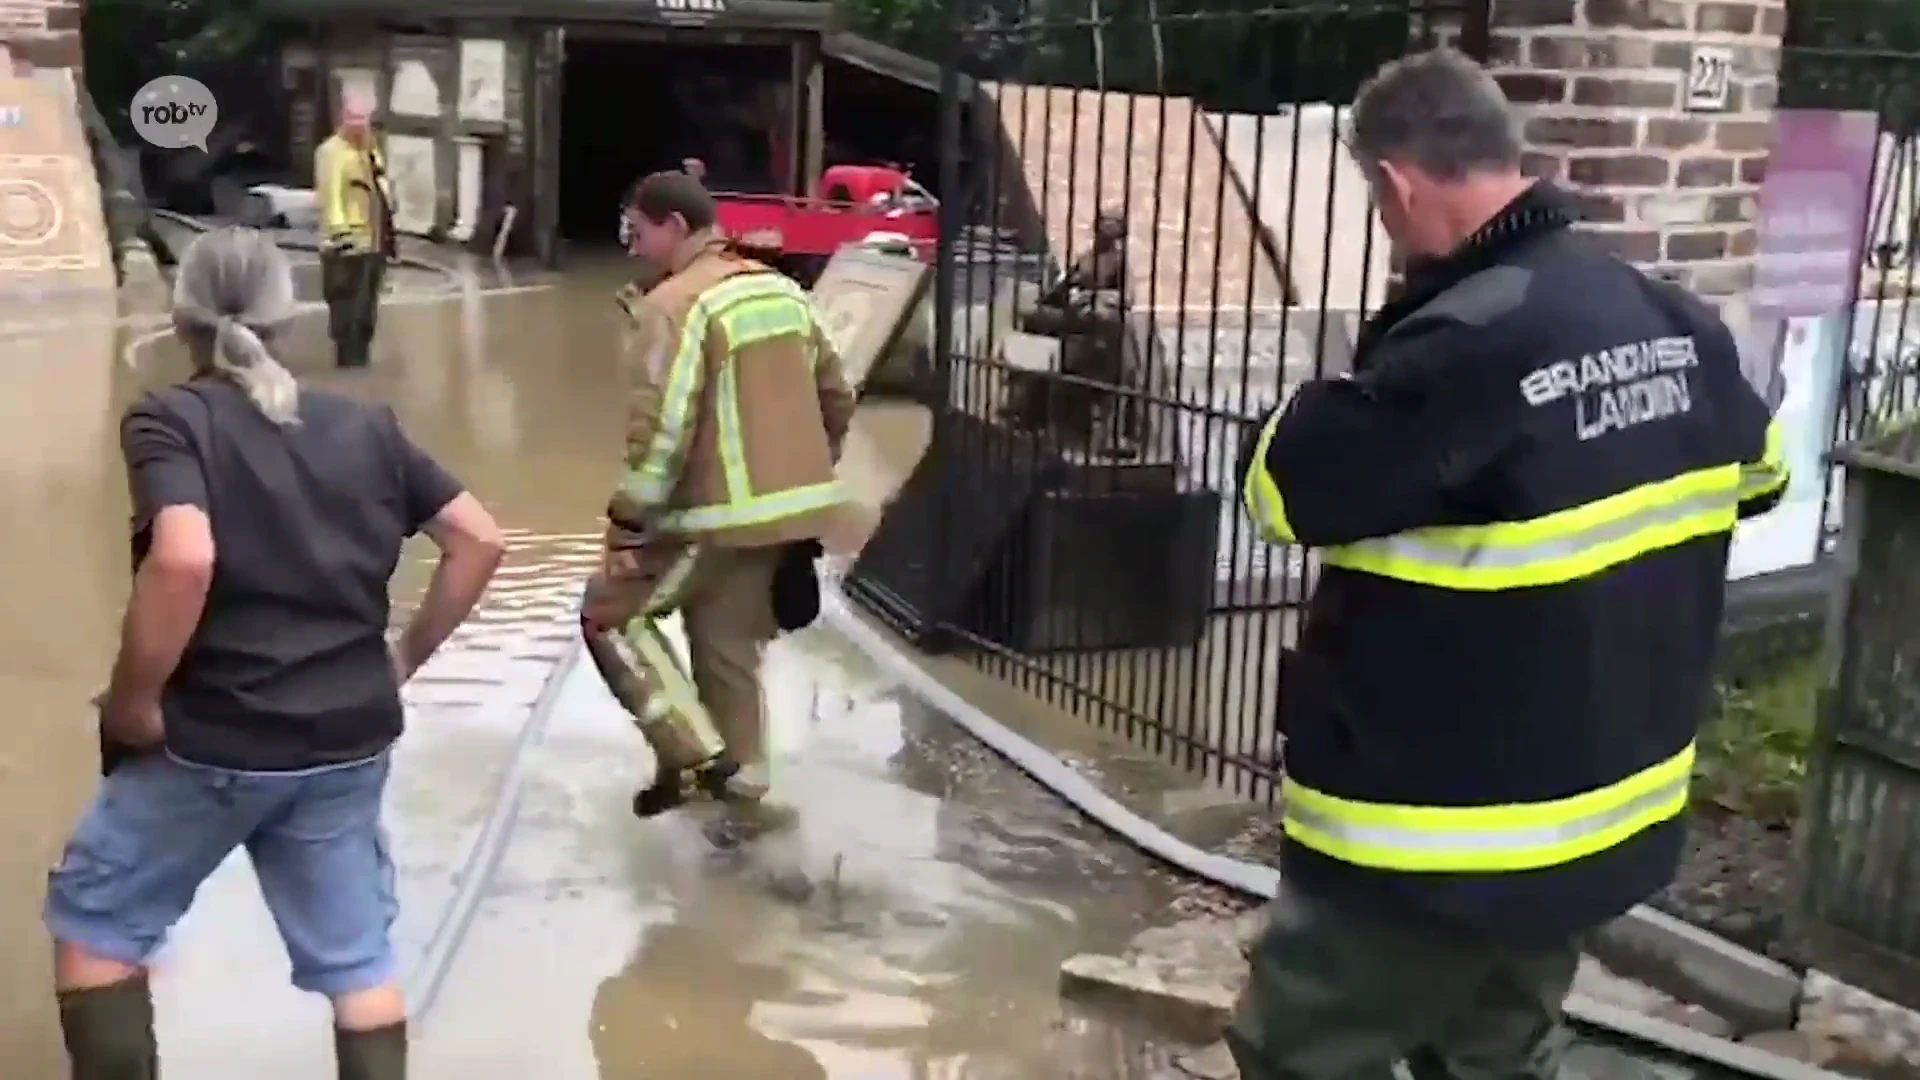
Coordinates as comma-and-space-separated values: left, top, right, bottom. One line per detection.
258, 0, 834, 32
532, 24, 562, 268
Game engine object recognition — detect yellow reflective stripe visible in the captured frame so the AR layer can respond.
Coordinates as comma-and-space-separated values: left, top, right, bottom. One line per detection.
1739, 417, 1789, 501
716, 343, 753, 501
1323, 464, 1741, 591
1282, 742, 1695, 873
713, 287, 814, 350
619, 274, 802, 508
621, 616, 727, 760
658, 482, 848, 532
640, 549, 700, 617
1240, 409, 1296, 544
723, 270, 828, 370
648, 271, 845, 533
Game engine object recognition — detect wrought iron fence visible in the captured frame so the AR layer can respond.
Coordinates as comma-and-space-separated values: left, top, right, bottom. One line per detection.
1777, 8, 1920, 1001
843, 0, 1481, 802
1779, 18, 1920, 538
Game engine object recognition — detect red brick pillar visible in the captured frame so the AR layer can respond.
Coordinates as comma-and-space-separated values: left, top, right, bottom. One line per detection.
1485, 0, 1787, 332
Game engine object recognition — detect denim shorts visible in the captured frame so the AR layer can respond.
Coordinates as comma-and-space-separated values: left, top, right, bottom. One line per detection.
45, 751, 397, 998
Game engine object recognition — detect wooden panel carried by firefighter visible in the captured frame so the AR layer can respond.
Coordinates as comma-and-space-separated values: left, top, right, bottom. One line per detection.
808, 246, 930, 392
0, 72, 112, 292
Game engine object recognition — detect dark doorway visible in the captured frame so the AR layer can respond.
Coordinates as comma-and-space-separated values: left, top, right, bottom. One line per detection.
821, 59, 940, 191
558, 34, 791, 246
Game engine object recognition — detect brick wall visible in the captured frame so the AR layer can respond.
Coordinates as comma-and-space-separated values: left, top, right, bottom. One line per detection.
0, 0, 115, 294
1, 0, 82, 73
1485, 0, 1786, 324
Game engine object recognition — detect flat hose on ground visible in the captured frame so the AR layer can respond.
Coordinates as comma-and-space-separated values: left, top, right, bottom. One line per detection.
152, 209, 452, 277
818, 585, 1282, 896
821, 560, 1829, 901
816, 582, 1848, 1080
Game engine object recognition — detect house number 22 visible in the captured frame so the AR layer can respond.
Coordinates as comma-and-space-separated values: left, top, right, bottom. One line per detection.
1686, 46, 1733, 112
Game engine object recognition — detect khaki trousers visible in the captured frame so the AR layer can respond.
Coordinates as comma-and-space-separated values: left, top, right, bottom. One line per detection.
593, 540, 784, 772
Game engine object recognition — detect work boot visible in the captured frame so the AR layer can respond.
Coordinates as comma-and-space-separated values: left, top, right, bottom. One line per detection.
631, 756, 755, 819
702, 797, 800, 850
58, 974, 158, 1080
632, 769, 690, 818
336, 1022, 407, 1080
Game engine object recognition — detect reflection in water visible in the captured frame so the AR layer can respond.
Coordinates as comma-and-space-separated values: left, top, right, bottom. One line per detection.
590, 894, 827, 1079
0, 266, 1220, 1078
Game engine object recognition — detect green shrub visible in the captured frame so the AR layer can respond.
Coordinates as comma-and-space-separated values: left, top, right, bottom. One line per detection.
1694, 660, 1821, 825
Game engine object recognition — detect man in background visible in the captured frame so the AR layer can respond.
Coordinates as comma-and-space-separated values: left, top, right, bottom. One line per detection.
315, 97, 393, 368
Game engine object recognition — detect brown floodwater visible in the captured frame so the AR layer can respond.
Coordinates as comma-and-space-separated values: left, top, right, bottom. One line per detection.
0, 256, 1206, 1079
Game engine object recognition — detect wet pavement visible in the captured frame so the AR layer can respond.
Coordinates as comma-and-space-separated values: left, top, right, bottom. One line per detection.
0, 255, 1205, 1078
0, 250, 1801, 1080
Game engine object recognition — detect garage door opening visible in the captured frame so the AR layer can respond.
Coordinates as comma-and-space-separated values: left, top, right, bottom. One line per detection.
558, 35, 792, 246
822, 57, 940, 191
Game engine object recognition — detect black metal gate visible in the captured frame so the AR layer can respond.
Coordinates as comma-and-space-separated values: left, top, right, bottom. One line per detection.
843, 0, 1486, 802
1774, 1, 1920, 1004
1779, 8, 1920, 496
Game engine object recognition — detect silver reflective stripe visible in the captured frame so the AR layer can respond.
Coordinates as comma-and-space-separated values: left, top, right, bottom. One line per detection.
1739, 461, 1785, 498
1283, 773, 1689, 856
1338, 485, 1734, 571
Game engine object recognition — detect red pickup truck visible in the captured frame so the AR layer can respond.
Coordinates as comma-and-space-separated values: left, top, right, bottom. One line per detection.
713, 163, 938, 280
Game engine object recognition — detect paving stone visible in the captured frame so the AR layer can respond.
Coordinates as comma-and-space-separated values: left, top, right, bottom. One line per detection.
1173, 1041, 1240, 1079
1059, 952, 1238, 1045
1740, 1030, 1840, 1067
1574, 957, 1737, 1038
1064, 913, 1755, 1065
1588, 906, 1800, 1031
1798, 969, 1920, 1072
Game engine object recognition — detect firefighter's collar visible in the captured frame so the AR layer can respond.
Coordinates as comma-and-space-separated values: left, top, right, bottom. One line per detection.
1356, 183, 1573, 363
666, 229, 728, 275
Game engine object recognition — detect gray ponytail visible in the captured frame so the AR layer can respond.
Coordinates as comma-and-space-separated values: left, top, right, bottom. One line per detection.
172, 227, 302, 426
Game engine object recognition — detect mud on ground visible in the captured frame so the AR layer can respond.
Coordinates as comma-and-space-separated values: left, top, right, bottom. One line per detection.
1653, 808, 1801, 967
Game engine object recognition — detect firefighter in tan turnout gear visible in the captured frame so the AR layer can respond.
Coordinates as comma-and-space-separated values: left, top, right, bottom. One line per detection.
582, 171, 855, 841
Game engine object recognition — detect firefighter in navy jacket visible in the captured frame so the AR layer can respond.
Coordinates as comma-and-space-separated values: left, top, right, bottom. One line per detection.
1227, 50, 1788, 1080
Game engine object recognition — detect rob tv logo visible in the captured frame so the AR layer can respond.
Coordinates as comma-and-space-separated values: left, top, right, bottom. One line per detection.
139, 100, 210, 126
129, 76, 219, 151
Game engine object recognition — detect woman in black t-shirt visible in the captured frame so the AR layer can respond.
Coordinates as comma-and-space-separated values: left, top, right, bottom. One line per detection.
45, 227, 504, 1080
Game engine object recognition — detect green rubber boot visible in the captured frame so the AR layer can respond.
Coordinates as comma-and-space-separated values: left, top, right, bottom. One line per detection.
336, 1022, 407, 1080
58, 974, 158, 1080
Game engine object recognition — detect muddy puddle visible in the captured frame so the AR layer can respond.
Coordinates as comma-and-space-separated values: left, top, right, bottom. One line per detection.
0, 254, 1771, 1080
0, 258, 1205, 1078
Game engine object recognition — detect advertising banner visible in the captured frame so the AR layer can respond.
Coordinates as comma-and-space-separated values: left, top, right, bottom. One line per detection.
1729, 109, 1880, 580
